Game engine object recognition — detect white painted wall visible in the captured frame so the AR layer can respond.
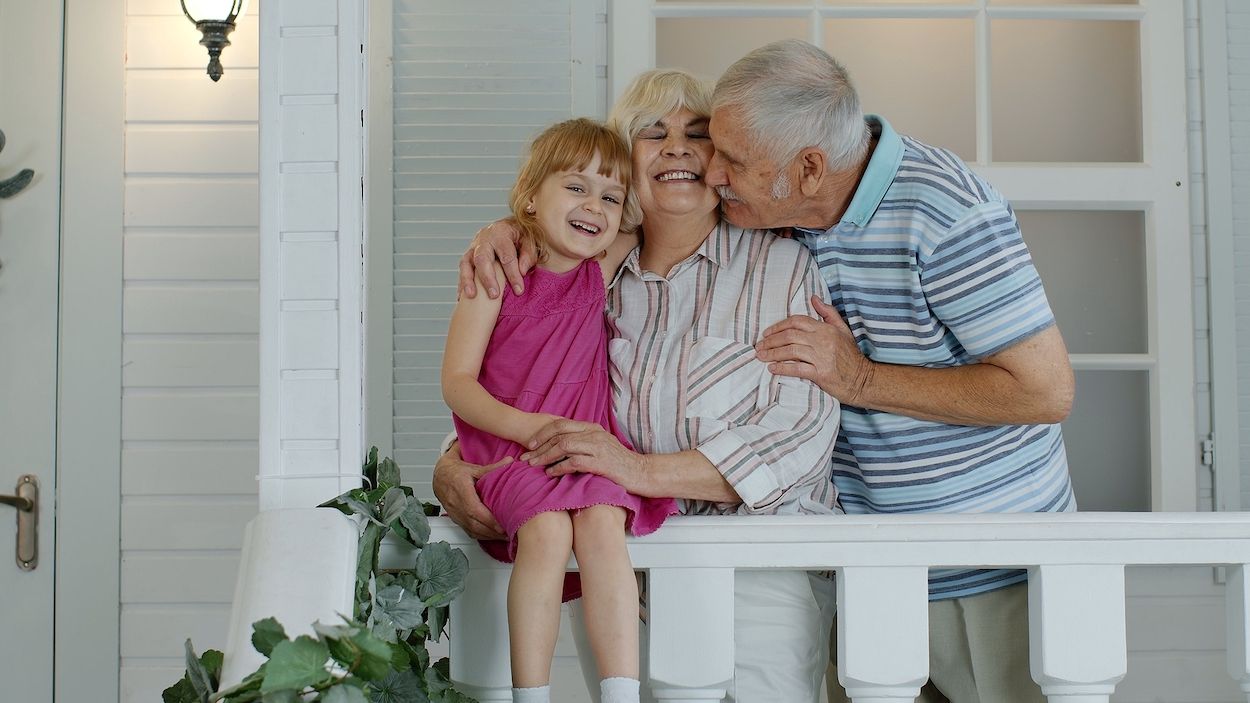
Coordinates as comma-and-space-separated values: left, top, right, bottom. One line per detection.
118, 1, 260, 699
1231, 0, 1250, 512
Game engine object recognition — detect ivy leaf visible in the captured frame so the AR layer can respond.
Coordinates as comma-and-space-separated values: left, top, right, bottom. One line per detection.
380, 488, 409, 527
162, 676, 199, 703
395, 501, 431, 549
261, 636, 333, 693
201, 650, 224, 688
356, 523, 384, 605
377, 457, 401, 491
425, 605, 449, 643
414, 543, 469, 607
260, 691, 299, 703
185, 640, 215, 701
369, 670, 429, 703
421, 501, 441, 518
424, 660, 450, 698
214, 666, 266, 702
252, 618, 289, 658
320, 622, 393, 681
323, 683, 370, 703
373, 583, 426, 630
362, 446, 380, 488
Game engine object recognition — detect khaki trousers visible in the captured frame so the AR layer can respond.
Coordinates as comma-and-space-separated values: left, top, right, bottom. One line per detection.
826, 582, 1046, 703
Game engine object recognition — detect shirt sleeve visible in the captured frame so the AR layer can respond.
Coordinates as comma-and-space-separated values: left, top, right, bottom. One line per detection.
919, 200, 1056, 359
694, 254, 841, 514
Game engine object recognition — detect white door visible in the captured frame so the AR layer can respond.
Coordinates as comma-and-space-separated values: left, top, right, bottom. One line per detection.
0, 0, 64, 699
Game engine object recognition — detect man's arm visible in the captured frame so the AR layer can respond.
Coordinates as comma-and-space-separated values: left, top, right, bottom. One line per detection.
757, 200, 1075, 427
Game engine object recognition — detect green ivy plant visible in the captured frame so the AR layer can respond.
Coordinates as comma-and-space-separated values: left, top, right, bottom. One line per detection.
163, 448, 477, 703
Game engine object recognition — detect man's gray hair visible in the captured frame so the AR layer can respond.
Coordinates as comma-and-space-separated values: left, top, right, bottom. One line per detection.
713, 39, 871, 172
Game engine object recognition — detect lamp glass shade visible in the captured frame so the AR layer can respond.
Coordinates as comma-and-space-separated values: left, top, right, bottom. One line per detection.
181, 0, 248, 23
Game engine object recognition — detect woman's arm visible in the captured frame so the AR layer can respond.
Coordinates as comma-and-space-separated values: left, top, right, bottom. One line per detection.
441, 264, 554, 444
520, 420, 740, 503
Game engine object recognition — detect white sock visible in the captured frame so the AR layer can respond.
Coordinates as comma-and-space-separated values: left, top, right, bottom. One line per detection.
513, 685, 550, 703
600, 676, 640, 703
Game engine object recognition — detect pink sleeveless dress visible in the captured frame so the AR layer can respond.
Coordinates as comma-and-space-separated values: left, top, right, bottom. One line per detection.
454, 259, 678, 590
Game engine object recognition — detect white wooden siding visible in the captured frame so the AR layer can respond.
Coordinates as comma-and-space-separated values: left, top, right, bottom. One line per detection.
119, 0, 261, 700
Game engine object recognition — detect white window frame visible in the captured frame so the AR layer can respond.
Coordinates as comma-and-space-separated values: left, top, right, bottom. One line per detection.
608, 0, 1197, 510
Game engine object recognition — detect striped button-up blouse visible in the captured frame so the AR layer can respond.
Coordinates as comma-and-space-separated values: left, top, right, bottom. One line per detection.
606, 221, 841, 517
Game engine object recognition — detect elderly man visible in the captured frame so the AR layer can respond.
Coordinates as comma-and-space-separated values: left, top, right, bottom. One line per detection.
711, 40, 1075, 702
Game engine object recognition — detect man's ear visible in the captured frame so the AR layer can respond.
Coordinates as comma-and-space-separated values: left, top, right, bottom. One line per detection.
797, 147, 826, 196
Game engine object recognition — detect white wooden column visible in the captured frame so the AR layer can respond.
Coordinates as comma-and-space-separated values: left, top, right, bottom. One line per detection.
1228, 565, 1250, 702
258, 0, 367, 509
1028, 565, 1127, 702
648, 568, 735, 702
836, 566, 929, 702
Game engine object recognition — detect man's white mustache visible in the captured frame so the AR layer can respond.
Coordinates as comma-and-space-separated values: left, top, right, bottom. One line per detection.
715, 185, 741, 201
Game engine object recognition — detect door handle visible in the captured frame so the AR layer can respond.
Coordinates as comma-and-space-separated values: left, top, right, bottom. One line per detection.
0, 128, 35, 199
0, 475, 38, 571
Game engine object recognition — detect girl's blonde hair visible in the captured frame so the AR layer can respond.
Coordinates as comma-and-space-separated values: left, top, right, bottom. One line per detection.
509, 118, 636, 262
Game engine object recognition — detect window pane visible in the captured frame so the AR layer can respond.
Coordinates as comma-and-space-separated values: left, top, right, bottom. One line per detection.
1017, 210, 1146, 354
990, 20, 1142, 162
656, 18, 808, 79
823, 19, 975, 161
1062, 371, 1150, 511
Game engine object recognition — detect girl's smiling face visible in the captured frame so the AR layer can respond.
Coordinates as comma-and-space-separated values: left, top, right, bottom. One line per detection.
527, 152, 627, 273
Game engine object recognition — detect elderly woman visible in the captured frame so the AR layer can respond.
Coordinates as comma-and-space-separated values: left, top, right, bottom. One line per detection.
435, 70, 839, 702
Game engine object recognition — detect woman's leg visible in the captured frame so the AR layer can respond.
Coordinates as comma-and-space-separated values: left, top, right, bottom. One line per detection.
571, 505, 639, 680
509, 511, 574, 687
730, 570, 832, 703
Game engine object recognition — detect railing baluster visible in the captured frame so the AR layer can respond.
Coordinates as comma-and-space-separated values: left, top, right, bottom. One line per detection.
836, 566, 929, 702
647, 567, 734, 702
1028, 564, 1126, 703
450, 567, 512, 702
1227, 564, 1250, 703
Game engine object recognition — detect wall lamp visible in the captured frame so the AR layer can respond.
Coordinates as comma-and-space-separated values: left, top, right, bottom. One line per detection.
181, 0, 248, 82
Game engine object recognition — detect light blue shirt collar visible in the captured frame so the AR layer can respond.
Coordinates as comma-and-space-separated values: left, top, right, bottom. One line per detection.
795, 114, 902, 237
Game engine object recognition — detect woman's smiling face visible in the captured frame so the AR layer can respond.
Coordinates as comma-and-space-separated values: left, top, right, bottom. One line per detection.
630, 107, 720, 223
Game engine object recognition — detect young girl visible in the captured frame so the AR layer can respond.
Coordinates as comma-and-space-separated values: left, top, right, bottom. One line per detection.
441, 118, 678, 703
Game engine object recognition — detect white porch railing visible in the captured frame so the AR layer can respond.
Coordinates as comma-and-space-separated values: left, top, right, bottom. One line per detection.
400, 513, 1250, 703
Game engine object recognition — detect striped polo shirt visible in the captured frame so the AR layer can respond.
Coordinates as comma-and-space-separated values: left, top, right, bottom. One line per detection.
797, 116, 1076, 600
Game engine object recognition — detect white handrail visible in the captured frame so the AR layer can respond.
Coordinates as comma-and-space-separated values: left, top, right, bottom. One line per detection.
398, 514, 1250, 703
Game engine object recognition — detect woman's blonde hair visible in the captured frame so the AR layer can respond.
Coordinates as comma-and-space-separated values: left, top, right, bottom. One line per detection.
509, 118, 635, 261
605, 70, 713, 233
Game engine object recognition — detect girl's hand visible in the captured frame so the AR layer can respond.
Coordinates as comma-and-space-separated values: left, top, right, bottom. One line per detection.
520, 420, 647, 493
457, 218, 536, 299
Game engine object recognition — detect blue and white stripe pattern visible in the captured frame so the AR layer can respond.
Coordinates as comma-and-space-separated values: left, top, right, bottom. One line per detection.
798, 116, 1076, 601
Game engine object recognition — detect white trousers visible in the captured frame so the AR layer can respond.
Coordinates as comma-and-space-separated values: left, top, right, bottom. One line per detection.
569, 570, 835, 703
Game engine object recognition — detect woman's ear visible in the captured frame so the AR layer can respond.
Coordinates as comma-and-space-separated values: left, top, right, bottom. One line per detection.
524, 198, 536, 215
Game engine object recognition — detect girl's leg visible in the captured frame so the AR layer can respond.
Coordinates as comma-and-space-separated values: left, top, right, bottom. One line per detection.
570, 505, 639, 680
509, 511, 574, 688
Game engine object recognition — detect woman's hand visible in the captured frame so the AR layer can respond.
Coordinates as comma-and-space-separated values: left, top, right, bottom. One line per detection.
457, 218, 536, 299
520, 419, 648, 494
432, 443, 508, 540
